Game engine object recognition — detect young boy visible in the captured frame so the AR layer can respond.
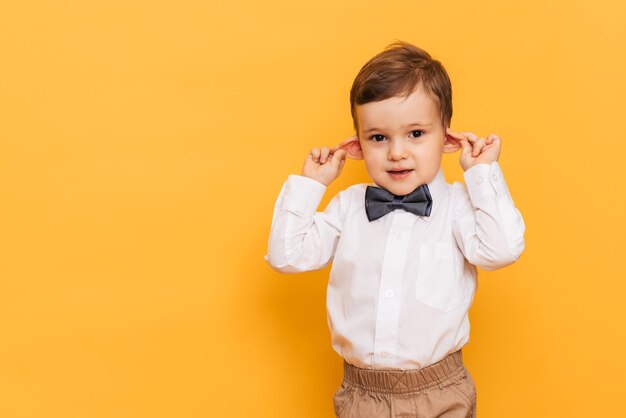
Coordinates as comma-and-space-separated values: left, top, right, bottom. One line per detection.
265, 42, 525, 417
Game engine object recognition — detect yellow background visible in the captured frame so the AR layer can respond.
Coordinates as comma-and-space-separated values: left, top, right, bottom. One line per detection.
1, 1, 625, 417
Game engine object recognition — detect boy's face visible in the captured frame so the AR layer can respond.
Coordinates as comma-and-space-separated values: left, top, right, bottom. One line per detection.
355, 86, 447, 196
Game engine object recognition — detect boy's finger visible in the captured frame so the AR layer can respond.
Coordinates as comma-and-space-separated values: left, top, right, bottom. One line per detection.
332, 134, 359, 153
311, 148, 321, 163
472, 137, 487, 157
320, 146, 331, 164
445, 128, 469, 141
460, 131, 479, 142
331, 149, 347, 169
487, 134, 500, 144
459, 139, 472, 156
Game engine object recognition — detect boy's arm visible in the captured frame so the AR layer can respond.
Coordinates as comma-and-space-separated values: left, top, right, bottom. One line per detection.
445, 129, 525, 270
452, 161, 526, 270
265, 144, 349, 273
265, 175, 345, 273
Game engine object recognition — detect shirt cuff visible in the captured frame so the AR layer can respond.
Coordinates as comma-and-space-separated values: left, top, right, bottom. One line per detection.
279, 174, 327, 215
463, 161, 510, 200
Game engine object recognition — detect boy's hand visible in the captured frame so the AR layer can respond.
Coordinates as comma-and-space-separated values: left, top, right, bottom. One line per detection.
302, 143, 348, 186
446, 128, 501, 171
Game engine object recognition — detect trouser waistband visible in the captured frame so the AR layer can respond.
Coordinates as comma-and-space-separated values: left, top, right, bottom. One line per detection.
342, 350, 465, 394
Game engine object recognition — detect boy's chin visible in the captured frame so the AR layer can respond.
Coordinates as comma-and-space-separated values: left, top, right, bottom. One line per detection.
391, 185, 423, 196
374, 180, 423, 196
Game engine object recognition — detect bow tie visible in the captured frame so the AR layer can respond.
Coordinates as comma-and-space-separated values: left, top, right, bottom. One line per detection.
365, 184, 433, 221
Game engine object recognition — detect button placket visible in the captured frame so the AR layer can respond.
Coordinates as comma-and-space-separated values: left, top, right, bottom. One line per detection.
373, 213, 414, 366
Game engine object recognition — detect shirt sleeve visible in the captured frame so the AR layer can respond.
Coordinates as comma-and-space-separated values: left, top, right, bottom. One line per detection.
265, 174, 347, 273
452, 161, 526, 271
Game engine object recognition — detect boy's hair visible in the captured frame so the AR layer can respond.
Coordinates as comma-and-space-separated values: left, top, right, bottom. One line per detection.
350, 41, 452, 131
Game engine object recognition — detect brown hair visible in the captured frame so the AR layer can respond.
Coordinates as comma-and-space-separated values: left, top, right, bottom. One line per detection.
350, 41, 452, 130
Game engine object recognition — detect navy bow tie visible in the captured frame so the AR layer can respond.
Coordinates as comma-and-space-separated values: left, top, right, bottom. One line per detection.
364, 184, 433, 221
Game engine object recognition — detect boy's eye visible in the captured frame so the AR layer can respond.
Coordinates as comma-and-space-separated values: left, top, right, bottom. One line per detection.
370, 134, 386, 142
410, 130, 424, 138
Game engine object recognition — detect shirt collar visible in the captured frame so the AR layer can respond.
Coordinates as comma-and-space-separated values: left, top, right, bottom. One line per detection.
422, 167, 448, 222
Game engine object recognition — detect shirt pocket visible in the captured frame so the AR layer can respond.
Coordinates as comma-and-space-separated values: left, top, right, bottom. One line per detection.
415, 241, 469, 312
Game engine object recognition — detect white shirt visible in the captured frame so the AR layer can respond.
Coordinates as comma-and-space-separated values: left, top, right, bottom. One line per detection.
265, 162, 525, 370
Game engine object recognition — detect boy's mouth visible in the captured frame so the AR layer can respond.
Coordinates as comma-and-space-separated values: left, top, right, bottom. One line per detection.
387, 169, 414, 179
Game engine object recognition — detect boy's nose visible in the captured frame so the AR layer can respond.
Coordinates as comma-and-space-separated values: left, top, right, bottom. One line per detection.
388, 139, 408, 160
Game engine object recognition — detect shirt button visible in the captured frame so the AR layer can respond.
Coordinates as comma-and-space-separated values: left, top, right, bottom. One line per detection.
395, 231, 402, 239
476, 176, 484, 185
381, 351, 388, 358
385, 289, 394, 298
491, 173, 499, 182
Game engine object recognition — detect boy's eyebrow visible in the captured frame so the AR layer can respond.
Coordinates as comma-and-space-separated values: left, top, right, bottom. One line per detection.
363, 122, 432, 133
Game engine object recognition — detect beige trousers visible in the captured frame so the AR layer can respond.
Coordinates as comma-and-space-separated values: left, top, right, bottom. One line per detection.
333, 350, 476, 418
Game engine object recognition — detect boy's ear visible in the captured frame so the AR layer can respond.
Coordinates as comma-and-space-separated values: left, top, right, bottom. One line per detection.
443, 127, 464, 154
334, 134, 363, 160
